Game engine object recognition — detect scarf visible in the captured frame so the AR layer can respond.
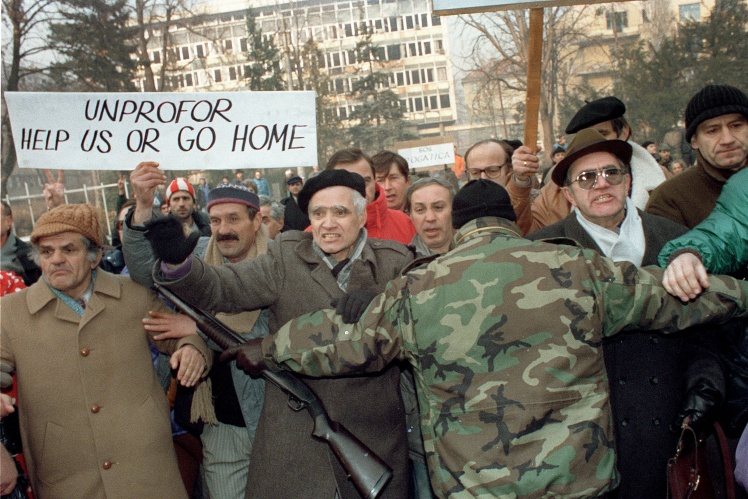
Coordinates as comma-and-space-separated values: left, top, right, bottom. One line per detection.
314, 229, 367, 292
575, 197, 645, 266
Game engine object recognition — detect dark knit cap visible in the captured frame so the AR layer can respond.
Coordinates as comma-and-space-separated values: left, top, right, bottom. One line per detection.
31, 203, 103, 246
685, 84, 748, 142
297, 169, 367, 212
551, 146, 566, 157
452, 180, 516, 229
206, 184, 260, 211
566, 97, 626, 134
287, 175, 303, 185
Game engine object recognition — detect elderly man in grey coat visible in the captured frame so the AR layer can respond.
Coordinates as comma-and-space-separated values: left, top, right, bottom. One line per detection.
144, 169, 414, 499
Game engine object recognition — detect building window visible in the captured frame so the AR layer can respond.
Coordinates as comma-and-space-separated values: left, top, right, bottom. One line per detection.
396, 72, 405, 86
225, 39, 233, 51
196, 44, 204, 58
386, 44, 401, 60
412, 97, 423, 111
344, 23, 353, 37
185, 73, 193, 86
423, 41, 431, 55
437, 67, 447, 81
421, 14, 429, 27
405, 15, 414, 30
429, 95, 438, 109
425, 68, 434, 82
440, 94, 450, 108
338, 106, 348, 119
229, 67, 237, 80
348, 50, 357, 64
388, 16, 398, 31
214, 69, 222, 82
410, 70, 421, 84
152, 50, 161, 64
181, 46, 190, 60
240, 38, 248, 52
409, 42, 417, 57
679, 3, 700, 21
432, 15, 441, 26
606, 11, 628, 32
244, 65, 251, 78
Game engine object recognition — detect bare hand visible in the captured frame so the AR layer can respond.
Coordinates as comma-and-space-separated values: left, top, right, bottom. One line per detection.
0, 444, 17, 495
43, 169, 65, 209
144, 310, 198, 341
170, 345, 206, 387
130, 162, 165, 224
0, 393, 15, 418
511, 146, 540, 181
663, 252, 710, 301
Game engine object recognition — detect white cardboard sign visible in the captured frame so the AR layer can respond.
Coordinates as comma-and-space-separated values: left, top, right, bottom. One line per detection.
5, 91, 318, 170
398, 143, 454, 169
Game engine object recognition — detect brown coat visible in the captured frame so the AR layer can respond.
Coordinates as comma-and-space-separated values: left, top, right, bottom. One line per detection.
1, 270, 211, 499
645, 154, 736, 229
156, 231, 414, 499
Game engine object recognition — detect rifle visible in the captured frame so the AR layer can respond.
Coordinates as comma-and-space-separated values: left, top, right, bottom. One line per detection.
154, 284, 393, 499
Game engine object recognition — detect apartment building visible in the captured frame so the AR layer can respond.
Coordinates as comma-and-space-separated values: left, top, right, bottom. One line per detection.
133, 0, 457, 138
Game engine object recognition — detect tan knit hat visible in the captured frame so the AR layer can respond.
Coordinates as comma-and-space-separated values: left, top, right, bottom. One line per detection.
30, 203, 103, 246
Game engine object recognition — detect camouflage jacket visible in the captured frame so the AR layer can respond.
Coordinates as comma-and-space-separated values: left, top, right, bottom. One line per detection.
265, 217, 748, 498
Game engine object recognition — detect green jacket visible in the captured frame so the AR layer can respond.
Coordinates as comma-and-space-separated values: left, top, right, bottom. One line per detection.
658, 166, 748, 274
265, 217, 748, 498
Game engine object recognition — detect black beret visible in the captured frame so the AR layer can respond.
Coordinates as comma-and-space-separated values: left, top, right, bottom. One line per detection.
452, 179, 516, 229
297, 169, 367, 213
565, 97, 626, 134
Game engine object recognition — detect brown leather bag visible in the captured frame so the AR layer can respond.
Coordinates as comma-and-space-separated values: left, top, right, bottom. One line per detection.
667, 417, 736, 499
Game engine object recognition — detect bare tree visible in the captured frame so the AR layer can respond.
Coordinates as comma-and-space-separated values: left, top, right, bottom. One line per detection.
1, 0, 58, 193
457, 7, 593, 153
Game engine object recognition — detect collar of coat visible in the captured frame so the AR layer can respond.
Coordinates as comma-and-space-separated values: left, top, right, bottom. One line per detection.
291, 230, 379, 269
26, 269, 122, 316
453, 217, 523, 247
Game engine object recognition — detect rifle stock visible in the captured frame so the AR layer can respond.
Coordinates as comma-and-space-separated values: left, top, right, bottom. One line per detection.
154, 284, 393, 499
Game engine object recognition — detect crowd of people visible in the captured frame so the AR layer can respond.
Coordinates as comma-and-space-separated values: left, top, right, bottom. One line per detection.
1, 82, 747, 499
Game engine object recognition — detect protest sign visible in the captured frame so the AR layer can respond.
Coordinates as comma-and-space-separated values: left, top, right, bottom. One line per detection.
5, 91, 317, 170
397, 139, 454, 170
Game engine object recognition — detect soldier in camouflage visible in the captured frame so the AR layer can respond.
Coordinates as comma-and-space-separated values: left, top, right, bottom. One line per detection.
223, 180, 748, 498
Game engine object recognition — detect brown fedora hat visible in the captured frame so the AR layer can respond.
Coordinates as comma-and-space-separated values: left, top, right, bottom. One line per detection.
551, 129, 632, 187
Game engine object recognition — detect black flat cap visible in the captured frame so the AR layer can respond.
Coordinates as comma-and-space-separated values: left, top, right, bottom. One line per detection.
566, 97, 626, 134
287, 175, 303, 185
297, 169, 367, 212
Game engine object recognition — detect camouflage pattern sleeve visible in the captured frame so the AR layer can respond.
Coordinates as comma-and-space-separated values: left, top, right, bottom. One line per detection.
588, 255, 748, 335
266, 275, 412, 377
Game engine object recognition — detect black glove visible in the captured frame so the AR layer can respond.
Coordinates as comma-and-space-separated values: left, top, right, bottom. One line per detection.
675, 380, 723, 432
330, 289, 378, 324
144, 215, 200, 264
219, 339, 267, 377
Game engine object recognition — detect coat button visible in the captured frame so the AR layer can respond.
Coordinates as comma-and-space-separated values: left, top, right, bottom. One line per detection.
653, 417, 661, 426
650, 376, 659, 385
91, 405, 100, 414
621, 418, 629, 427
102, 461, 112, 470
618, 377, 627, 385
80, 348, 90, 357
650, 336, 660, 344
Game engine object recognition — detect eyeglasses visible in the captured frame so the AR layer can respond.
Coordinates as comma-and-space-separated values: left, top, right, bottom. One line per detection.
569, 166, 626, 190
467, 165, 505, 179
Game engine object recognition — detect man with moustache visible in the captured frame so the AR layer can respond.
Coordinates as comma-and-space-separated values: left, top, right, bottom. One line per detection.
123, 162, 271, 499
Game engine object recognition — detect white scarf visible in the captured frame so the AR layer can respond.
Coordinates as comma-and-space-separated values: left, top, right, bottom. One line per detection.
575, 197, 645, 266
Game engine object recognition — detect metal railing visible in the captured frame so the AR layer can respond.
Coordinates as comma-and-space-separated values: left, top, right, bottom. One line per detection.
3, 181, 131, 244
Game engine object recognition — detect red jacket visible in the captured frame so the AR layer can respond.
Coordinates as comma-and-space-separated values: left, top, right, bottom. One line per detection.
366, 184, 416, 245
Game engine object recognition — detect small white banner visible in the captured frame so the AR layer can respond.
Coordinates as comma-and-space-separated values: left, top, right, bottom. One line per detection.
5, 91, 318, 170
398, 143, 454, 169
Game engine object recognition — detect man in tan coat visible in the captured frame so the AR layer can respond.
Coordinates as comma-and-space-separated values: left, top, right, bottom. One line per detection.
0, 203, 210, 499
